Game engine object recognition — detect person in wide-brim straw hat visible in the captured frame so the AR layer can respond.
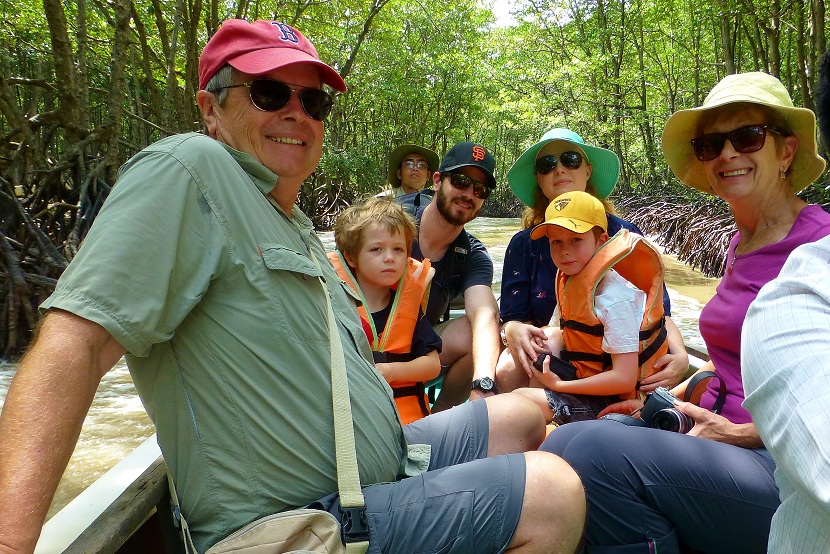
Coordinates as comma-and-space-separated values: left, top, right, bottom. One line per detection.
495, 127, 689, 398
386, 144, 440, 190
536, 72, 830, 554
662, 71, 826, 193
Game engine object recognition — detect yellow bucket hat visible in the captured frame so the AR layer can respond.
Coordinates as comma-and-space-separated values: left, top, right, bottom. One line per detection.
661, 72, 826, 193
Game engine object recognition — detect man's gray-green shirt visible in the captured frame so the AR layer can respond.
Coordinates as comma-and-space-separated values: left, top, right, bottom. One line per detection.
43, 133, 408, 551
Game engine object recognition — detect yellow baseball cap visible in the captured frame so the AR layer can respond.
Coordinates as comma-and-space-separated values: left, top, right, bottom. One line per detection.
530, 191, 608, 239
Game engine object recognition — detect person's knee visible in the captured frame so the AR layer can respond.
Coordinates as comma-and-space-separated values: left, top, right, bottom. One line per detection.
485, 393, 546, 454
438, 317, 472, 364
513, 451, 586, 552
528, 451, 585, 512
494, 350, 528, 392
556, 423, 625, 471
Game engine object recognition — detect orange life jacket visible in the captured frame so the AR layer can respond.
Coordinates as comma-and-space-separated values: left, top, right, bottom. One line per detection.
555, 229, 668, 400
328, 251, 434, 423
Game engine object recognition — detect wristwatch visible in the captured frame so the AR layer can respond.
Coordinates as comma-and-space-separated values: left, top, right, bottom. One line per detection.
500, 325, 508, 346
471, 376, 498, 394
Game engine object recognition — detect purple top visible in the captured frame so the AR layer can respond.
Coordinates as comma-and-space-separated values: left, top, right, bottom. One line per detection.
699, 204, 830, 423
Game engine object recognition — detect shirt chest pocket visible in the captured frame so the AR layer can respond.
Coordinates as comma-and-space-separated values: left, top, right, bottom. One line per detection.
258, 244, 367, 351
257, 244, 327, 339
260, 244, 323, 278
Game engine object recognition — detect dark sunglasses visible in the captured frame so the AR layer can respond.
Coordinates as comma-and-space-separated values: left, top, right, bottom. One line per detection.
691, 124, 786, 162
535, 151, 584, 174
444, 172, 492, 200
218, 79, 333, 121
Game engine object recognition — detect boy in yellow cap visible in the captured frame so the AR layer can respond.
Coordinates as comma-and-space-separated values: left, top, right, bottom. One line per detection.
514, 190, 668, 425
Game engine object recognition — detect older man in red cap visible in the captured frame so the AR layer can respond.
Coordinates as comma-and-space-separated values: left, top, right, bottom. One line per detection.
0, 20, 584, 554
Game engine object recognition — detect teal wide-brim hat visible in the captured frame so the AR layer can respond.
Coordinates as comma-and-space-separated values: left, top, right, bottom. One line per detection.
507, 128, 621, 206
662, 71, 826, 193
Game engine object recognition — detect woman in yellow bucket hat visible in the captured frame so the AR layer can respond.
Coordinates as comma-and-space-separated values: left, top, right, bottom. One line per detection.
540, 71, 830, 553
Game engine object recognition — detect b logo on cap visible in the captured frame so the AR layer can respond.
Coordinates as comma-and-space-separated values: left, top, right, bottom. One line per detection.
472, 145, 487, 162
271, 22, 299, 43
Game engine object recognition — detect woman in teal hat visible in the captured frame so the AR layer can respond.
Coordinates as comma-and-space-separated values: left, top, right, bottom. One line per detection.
496, 128, 689, 393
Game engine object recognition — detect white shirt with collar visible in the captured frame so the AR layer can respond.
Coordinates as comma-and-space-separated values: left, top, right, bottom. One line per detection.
742, 234, 830, 554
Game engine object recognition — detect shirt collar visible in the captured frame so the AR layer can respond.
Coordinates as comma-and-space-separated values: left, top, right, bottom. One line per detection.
218, 141, 313, 229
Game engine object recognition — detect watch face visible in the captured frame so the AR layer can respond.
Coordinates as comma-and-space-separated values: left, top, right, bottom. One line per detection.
479, 377, 495, 391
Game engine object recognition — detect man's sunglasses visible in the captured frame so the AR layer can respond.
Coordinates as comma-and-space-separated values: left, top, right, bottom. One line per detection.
535, 151, 584, 174
444, 172, 492, 200
218, 79, 334, 121
691, 124, 786, 162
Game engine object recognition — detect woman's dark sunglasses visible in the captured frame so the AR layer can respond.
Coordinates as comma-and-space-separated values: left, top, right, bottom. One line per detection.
691, 124, 786, 162
535, 151, 584, 174
219, 79, 334, 121
444, 172, 492, 200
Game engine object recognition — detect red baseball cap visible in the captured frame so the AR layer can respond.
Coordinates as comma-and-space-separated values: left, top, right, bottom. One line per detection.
198, 19, 347, 92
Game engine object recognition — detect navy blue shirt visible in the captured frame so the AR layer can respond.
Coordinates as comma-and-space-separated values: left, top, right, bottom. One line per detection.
410, 207, 494, 325
499, 213, 672, 327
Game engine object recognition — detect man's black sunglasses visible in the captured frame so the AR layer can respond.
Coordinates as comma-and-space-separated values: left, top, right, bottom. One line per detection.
691, 124, 786, 162
444, 172, 492, 200
218, 79, 333, 121
535, 151, 584, 174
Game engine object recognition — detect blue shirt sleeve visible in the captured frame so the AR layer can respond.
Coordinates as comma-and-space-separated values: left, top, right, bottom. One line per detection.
409, 310, 443, 357
499, 228, 558, 327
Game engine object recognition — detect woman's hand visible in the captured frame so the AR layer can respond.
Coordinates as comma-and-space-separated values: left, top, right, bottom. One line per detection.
674, 400, 764, 448
597, 399, 644, 418
638, 351, 690, 392
503, 321, 549, 378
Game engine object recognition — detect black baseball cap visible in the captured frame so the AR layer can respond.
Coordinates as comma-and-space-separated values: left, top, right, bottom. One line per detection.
438, 142, 497, 190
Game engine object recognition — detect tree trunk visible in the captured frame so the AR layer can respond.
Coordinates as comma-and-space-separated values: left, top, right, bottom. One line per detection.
43, 0, 83, 142
718, 0, 736, 74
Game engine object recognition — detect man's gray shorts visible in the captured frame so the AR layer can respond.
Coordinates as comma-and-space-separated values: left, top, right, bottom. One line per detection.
310, 400, 526, 553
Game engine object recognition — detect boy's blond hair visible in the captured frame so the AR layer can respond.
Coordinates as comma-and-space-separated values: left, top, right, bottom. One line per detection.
334, 198, 416, 265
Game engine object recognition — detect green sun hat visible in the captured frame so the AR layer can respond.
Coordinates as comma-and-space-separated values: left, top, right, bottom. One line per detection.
507, 128, 621, 206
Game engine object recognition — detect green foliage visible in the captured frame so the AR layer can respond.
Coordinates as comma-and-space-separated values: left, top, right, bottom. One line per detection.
4, 0, 828, 206
2, 0, 830, 356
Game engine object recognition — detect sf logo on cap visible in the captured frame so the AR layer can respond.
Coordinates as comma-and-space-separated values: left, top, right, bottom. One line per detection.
472, 145, 487, 162
271, 22, 299, 43
552, 198, 571, 211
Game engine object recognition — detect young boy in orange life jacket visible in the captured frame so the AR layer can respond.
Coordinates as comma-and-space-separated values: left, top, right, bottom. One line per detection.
328, 198, 442, 424
513, 191, 668, 426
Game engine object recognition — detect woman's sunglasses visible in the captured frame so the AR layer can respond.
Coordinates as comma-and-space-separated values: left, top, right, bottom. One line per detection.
218, 79, 334, 121
535, 151, 584, 174
691, 124, 786, 162
444, 172, 492, 200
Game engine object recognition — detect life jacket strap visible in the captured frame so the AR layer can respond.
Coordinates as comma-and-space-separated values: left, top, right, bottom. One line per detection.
639, 316, 666, 340
392, 383, 431, 417
561, 349, 612, 369
560, 318, 605, 337
638, 325, 668, 366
